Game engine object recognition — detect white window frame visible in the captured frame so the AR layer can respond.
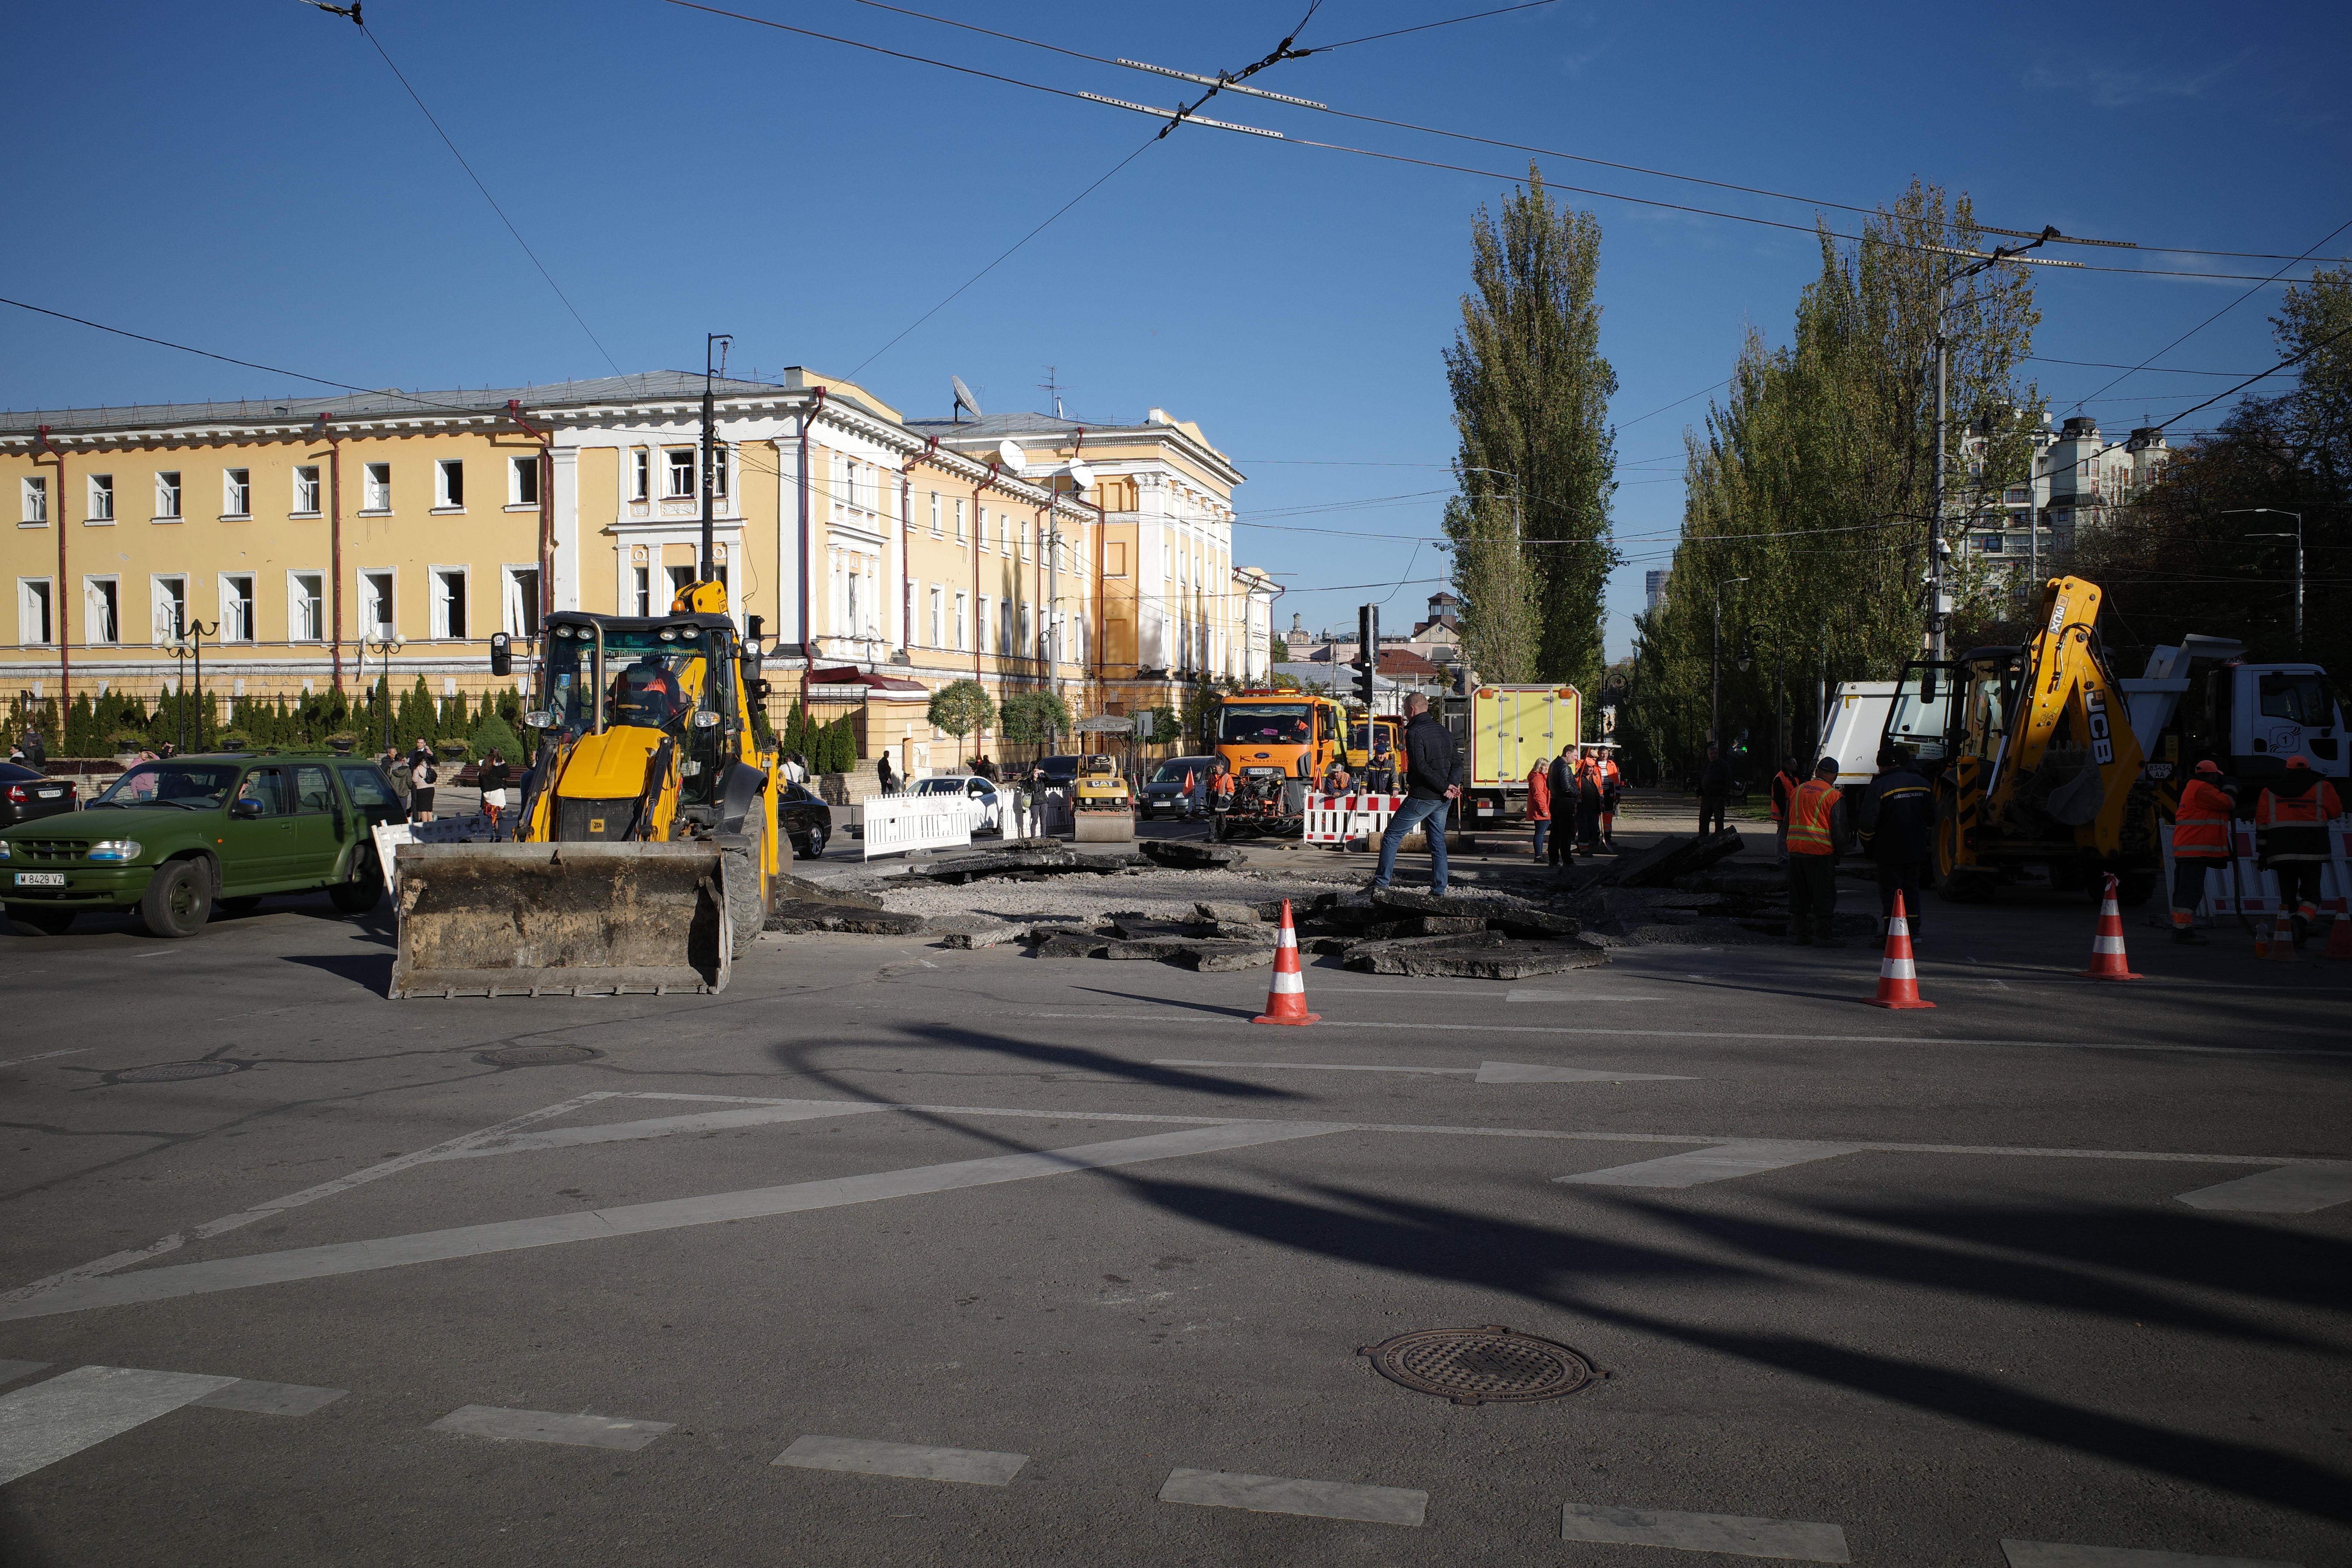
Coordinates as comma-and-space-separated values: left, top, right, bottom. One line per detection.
434, 459, 464, 512
430, 566, 470, 641
955, 592, 968, 652
20, 475, 47, 526
361, 462, 391, 514
929, 584, 942, 648
954, 498, 966, 544
666, 448, 696, 499
504, 564, 541, 638
929, 491, 942, 537
976, 595, 990, 655
220, 573, 257, 642
18, 577, 55, 645
360, 569, 396, 639
155, 471, 182, 522
632, 564, 651, 617
1020, 520, 1031, 562
151, 574, 188, 644
711, 445, 730, 503
292, 465, 321, 517
630, 448, 650, 502
288, 570, 325, 643
83, 575, 120, 645
222, 468, 252, 519
508, 455, 540, 510
87, 472, 114, 524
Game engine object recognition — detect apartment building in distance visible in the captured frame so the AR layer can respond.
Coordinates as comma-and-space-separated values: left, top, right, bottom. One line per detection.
3, 370, 1278, 771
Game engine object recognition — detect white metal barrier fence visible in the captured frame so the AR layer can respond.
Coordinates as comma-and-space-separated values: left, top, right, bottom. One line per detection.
1303, 793, 1406, 847
2159, 820, 2352, 921
860, 795, 974, 860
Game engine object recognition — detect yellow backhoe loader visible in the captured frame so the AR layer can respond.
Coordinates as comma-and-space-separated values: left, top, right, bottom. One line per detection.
388, 582, 780, 996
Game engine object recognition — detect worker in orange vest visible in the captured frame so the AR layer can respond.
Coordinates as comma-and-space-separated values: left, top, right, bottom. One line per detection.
1784, 757, 1853, 946
2255, 756, 2344, 951
1598, 746, 1622, 844
2166, 759, 2237, 945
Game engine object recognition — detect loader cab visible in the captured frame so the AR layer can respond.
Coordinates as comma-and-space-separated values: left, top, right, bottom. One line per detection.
1883, 649, 2022, 767
537, 611, 740, 810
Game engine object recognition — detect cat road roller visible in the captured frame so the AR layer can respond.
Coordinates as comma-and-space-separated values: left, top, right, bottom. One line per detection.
387, 581, 781, 997
1071, 753, 1137, 844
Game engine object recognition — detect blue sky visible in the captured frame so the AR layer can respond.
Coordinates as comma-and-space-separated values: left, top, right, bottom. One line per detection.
6, 1, 2347, 661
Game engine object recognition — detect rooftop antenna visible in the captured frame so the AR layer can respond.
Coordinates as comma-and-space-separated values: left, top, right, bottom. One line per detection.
951, 375, 981, 424
1039, 365, 1065, 419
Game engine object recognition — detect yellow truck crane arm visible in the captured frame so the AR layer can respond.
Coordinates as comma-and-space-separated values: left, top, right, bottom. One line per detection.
1986, 575, 2145, 856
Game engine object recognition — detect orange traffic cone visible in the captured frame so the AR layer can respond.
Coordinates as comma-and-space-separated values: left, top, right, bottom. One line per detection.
1867, 891, 1936, 1010
2326, 914, 2352, 961
1253, 899, 1321, 1026
2076, 873, 2144, 980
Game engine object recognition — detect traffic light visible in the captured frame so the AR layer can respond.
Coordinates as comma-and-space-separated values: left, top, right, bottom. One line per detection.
1356, 604, 1379, 708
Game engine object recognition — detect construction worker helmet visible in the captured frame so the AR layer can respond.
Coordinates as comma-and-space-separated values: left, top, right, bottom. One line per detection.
2194, 760, 2221, 774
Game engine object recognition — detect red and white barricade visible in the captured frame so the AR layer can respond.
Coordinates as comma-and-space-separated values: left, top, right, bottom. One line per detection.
2161, 818, 2352, 921
1303, 793, 1405, 847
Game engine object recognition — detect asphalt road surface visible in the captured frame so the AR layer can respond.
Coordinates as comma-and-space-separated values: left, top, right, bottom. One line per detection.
3, 821, 2348, 1567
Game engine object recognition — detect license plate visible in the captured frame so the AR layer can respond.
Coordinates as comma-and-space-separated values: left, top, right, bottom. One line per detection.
13, 872, 65, 886
36, 789, 62, 799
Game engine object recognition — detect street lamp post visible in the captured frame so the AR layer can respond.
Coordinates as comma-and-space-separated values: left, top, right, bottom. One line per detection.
2221, 508, 2304, 650
168, 619, 220, 753
165, 640, 192, 755
366, 630, 406, 754
1711, 577, 1748, 749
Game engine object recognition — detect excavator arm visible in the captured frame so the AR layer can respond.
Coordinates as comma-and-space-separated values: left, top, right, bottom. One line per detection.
1985, 576, 2145, 855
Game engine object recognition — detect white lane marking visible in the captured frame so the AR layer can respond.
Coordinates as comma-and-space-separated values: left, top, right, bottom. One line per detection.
0, 1122, 1342, 1322
0, 1092, 618, 1307
0, 1366, 240, 1485
1159, 1467, 1426, 1526
773, 1435, 1026, 1486
1505, 992, 1670, 1003
1026, 1014, 2349, 1056
191, 1379, 347, 1417
2174, 1163, 2352, 1214
1563, 1501, 1850, 1561
429, 1405, 673, 1452
1557, 1141, 1864, 1189
0, 1048, 89, 1069
2000, 1539, 2301, 1568
1153, 1058, 1693, 1084
0, 1361, 50, 1385
441, 1102, 887, 1159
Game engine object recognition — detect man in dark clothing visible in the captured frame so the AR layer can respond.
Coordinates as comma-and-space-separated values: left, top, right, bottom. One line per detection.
1373, 695, 1463, 897
1697, 745, 1731, 835
1546, 745, 1575, 868
1858, 746, 1935, 941
2255, 757, 2344, 949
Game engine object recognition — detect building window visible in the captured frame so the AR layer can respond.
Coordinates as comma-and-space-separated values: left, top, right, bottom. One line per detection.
223, 468, 252, 517
19, 578, 53, 644
505, 566, 541, 637
84, 577, 119, 644
361, 571, 394, 637
152, 575, 187, 642
20, 476, 47, 526
666, 449, 695, 499
363, 463, 390, 512
156, 471, 182, 521
930, 492, 942, 537
711, 446, 729, 501
510, 456, 539, 506
1976, 534, 2003, 554
1021, 521, 1031, 561
291, 573, 324, 642
631, 449, 650, 501
999, 599, 1014, 655
954, 498, 967, 543
293, 466, 320, 515
955, 592, 968, 652
435, 459, 464, 510
89, 474, 114, 522
433, 569, 468, 640
976, 595, 990, 654
633, 566, 652, 617
929, 585, 943, 647
846, 570, 862, 637
667, 564, 697, 604
222, 575, 256, 641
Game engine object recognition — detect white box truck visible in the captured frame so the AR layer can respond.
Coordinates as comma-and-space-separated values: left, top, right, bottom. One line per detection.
1454, 682, 1583, 823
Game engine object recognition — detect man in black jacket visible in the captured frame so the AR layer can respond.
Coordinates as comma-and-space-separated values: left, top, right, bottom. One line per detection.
1373, 694, 1463, 897
1697, 744, 1731, 835
1546, 745, 1575, 868
1858, 745, 1935, 940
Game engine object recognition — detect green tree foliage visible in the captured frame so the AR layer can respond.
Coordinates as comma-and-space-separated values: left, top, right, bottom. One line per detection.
1180, 677, 1240, 755
1267, 633, 1289, 664
926, 679, 995, 762
999, 690, 1073, 753
470, 711, 524, 765
1633, 182, 2040, 779
1443, 167, 1619, 691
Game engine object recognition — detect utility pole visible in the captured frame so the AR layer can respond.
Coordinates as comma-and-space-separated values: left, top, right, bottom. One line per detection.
702, 333, 732, 586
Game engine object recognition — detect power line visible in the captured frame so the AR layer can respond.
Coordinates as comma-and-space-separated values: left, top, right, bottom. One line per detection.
2026, 355, 2267, 377
324, 13, 621, 377
1313, 0, 1562, 50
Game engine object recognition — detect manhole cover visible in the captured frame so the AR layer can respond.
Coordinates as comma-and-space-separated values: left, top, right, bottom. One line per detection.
113, 1061, 242, 1083
476, 1044, 599, 1067
1357, 1325, 1600, 1405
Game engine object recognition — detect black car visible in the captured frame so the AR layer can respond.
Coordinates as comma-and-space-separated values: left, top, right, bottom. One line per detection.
1034, 754, 1084, 787
781, 782, 833, 858
0, 762, 77, 827
1139, 755, 1218, 820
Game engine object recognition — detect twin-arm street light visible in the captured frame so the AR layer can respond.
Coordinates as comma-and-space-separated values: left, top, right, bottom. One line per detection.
366, 630, 407, 754
2221, 508, 2304, 650
165, 618, 219, 754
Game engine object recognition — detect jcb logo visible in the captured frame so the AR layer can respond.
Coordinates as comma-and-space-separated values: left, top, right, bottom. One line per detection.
2085, 687, 2113, 765
2046, 597, 2069, 637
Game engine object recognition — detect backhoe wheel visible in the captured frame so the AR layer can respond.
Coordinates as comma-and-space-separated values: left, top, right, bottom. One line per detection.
724, 811, 768, 960
330, 844, 385, 915
140, 858, 212, 938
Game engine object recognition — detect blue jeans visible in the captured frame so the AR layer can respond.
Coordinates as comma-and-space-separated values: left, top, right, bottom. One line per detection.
1530, 820, 1550, 858
1374, 795, 1451, 893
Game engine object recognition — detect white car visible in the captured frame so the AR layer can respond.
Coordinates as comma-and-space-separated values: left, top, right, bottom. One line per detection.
909, 773, 1002, 835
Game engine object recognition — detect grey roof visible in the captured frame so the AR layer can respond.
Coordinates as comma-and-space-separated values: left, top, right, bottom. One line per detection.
1, 371, 808, 437
904, 411, 1123, 439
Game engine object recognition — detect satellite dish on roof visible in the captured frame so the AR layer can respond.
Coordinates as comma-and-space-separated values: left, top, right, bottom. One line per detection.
1066, 459, 1096, 491
997, 439, 1028, 474
951, 376, 981, 422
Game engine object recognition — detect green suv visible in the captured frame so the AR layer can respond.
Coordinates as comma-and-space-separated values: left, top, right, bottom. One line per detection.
0, 753, 405, 938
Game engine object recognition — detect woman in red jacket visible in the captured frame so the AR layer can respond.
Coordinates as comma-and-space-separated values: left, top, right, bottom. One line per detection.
1526, 758, 1552, 862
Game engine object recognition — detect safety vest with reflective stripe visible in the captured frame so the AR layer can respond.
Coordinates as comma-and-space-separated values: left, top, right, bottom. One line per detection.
2254, 780, 2341, 862
2254, 785, 2333, 827
1788, 779, 1842, 856
2173, 778, 2234, 858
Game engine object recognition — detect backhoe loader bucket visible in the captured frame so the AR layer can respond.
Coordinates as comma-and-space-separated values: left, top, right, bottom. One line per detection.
388, 842, 735, 998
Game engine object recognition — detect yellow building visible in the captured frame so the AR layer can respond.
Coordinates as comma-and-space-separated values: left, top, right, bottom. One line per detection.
4, 371, 1276, 765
